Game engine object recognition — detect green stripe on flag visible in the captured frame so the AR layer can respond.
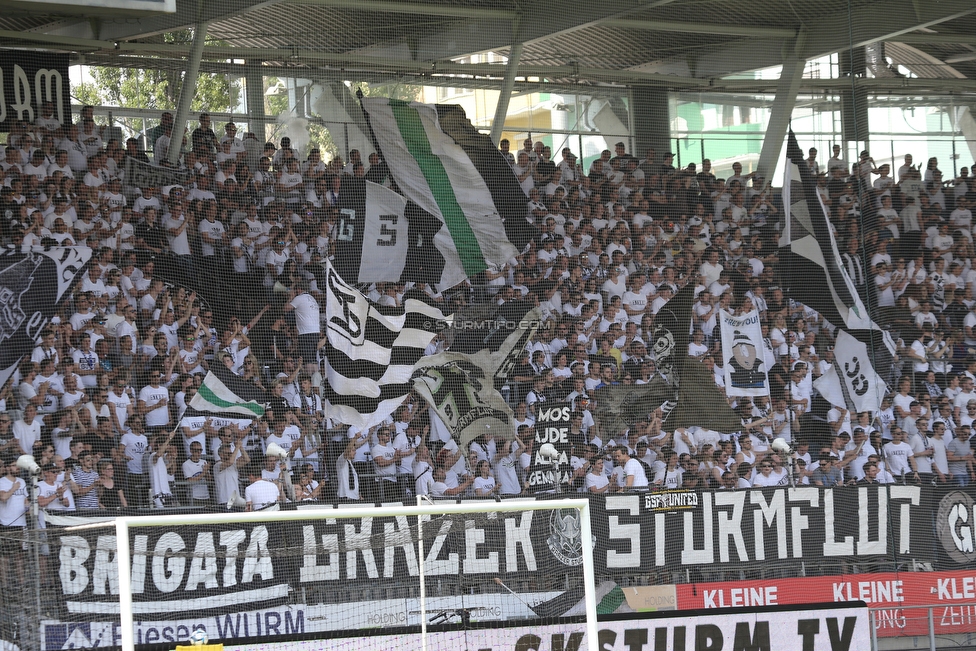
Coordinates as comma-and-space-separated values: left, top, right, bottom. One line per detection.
388, 100, 486, 278
596, 586, 626, 615
197, 382, 265, 417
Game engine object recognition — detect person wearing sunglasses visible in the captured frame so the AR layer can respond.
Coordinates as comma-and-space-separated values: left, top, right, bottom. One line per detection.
752, 460, 779, 487
812, 454, 844, 486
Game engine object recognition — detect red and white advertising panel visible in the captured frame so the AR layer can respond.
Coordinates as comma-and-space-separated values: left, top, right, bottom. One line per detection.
674, 569, 976, 638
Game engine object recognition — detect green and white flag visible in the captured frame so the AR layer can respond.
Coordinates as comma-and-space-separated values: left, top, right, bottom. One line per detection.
361, 98, 521, 289
191, 370, 266, 418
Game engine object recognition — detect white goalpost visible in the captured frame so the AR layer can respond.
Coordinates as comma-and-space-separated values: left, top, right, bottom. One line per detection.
114, 499, 599, 651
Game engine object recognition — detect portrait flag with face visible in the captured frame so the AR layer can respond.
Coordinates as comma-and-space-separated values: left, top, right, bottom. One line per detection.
720, 309, 770, 397
651, 281, 696, 389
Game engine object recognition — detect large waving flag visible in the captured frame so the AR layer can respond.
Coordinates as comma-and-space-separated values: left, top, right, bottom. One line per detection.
413, 308, 541, 450
333, 176, 410, 284
360, 98, 527, 289
593, 284, 739, 437
0, 246, 92, 390
780, 131, 875, 331
779, 130, 895, 367
813, 330, 888, 414
321, 260, 447, 427
190, 367, 267, 418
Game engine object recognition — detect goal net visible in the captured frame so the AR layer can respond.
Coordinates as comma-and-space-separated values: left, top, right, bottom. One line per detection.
101, 499, 598, 651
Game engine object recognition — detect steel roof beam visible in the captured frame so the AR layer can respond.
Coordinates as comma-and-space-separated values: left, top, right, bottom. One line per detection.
601, 18, 796, 39
280, 0, 516, 20
895, 33, 976, 46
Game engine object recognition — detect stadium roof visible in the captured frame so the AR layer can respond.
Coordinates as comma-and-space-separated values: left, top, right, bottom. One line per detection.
3, 0, 976, 96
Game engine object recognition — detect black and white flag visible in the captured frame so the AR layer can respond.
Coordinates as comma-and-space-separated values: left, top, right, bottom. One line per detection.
0, 246, 91, 389
413, 308, 542, 450
719, 309, 769, 397
333, 176, 410, 284
779, 131, 894, 355
779, 130, 896, 379
814, 329, 888, 413
122, 156, 191, 190
321, 260, 447, 428
360, 98, 533, 290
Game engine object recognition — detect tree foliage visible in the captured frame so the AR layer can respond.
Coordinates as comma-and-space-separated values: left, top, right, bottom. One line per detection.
73, 29, 236, 138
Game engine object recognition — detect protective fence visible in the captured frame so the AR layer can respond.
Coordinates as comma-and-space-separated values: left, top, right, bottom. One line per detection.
1, 485, 975, 650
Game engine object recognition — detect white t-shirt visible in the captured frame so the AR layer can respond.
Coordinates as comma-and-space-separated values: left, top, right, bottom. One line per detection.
214, 452, 242, 504
39, 479, 75, 512
883, 441, 914, 477
139, 385, 171, 427
108, 390, 132, 430
414, 461, 433, 497
165, 213, 192, 255
182, 458, 211, 500
244, 479, 279, 510
493, 443, 522, 495
290, 293, 321, 336
0, 477, 28, 526
585, 472, 610, 492
623, 458, 649, 488
149, 453, 173, 501
473, 475, 496, 495
198, 219, 226, 256
371, 442, 397, 479
13, 418, 41, 455
120, 431, 149, 475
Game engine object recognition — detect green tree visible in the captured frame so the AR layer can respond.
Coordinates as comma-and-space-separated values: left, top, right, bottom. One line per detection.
72, 29, 236, 139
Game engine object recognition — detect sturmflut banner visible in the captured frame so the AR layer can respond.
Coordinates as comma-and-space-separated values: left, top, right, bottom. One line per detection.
719, 309, 769, 397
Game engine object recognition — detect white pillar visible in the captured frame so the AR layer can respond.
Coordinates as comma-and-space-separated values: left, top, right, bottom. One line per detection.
489, 42, 523, 145
246, 60, 266, 143
166, 21, 210, 165
756, 53, 805, 183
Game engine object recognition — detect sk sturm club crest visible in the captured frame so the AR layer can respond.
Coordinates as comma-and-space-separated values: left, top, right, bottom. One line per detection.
547, 508, 585, 566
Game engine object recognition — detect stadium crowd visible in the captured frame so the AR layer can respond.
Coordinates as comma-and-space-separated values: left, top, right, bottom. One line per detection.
0, 105, 975, 524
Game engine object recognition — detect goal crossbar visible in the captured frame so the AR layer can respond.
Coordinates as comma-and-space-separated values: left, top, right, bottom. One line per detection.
114, 499, 598, 651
